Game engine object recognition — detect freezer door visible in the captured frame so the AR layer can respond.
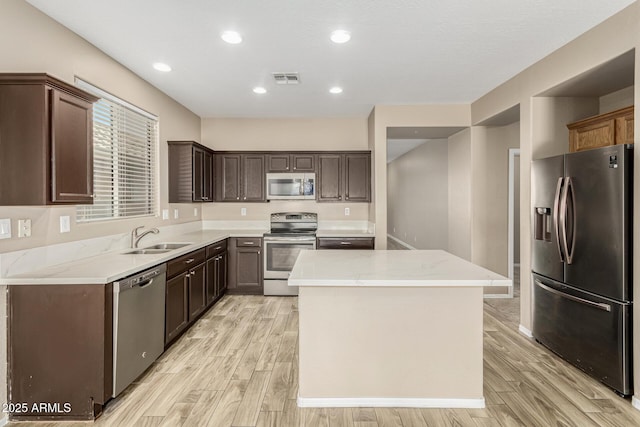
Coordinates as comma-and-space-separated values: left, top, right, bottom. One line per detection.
564, 145, 632, 301
531, 155, 565, 282
532, 273, 632, 395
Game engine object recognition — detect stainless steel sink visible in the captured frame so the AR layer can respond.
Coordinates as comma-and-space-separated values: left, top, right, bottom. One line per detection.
124, 248, 172, 255
143, 243, 192, 250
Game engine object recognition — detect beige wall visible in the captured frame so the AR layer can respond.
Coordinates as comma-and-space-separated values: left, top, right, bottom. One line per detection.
600, 85, 635, 113
470, 122, 520, 276
200, 117, 370, 221
387, 139, 448, 249
447, 129, 472, 260
0, 0, 202, 254
370, 105, 471, 248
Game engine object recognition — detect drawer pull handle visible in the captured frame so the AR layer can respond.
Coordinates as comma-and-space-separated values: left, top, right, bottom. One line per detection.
244, 242, 255, 245
214, 246, 222, 250
185, 258, 195, 264
340, 241, 351, 245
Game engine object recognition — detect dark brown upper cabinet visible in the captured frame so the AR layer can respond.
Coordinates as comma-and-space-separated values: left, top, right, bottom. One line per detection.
267, 153, 316, 172
0, 73, 99, 205
317, 152, 371, 202
168, 141, 213, 203
215, 153, 265, 202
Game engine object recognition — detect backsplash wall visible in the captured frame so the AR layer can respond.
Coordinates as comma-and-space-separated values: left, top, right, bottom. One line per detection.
201, 201, 369, 221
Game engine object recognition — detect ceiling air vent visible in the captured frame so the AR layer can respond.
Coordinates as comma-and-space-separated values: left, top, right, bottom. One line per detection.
272, 72, 300, 85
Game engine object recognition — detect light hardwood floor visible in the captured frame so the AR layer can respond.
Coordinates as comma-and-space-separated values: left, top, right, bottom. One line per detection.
10, 291, 640, 427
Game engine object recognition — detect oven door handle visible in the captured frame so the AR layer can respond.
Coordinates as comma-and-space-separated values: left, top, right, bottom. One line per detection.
264, 236, 316, 242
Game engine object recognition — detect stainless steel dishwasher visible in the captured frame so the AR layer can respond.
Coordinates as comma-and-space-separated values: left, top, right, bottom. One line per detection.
113, 264, 166, 397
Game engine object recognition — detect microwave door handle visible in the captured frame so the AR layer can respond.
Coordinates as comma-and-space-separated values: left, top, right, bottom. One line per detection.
299, 179, 303, 196
553, 177, 565, 262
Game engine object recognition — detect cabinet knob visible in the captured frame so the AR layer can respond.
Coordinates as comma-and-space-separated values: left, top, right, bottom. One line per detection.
237, 197, 240, 200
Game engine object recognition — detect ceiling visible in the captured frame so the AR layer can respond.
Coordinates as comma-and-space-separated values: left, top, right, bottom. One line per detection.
26, 0, 635, 118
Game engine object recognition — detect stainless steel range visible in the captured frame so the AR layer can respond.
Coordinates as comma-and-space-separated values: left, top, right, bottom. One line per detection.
263, 212, 317, 296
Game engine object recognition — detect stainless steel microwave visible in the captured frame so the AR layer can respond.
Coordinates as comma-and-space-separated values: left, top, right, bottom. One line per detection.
266, 173, 315, 200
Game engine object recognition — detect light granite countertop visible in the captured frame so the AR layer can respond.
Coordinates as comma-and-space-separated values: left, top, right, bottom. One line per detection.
288, 249, 511, 287
1, 229, 266, 285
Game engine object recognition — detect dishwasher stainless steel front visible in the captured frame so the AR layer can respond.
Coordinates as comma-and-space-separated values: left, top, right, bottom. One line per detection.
112, 264, 167, 397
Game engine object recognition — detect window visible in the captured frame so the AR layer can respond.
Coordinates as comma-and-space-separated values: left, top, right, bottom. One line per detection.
75, 79, 158, 222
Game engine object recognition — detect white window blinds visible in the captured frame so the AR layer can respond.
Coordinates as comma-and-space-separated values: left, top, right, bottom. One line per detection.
75, 79, 158, 222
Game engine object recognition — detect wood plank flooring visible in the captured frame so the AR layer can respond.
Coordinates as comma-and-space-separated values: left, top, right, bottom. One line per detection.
10, 291, 640, 427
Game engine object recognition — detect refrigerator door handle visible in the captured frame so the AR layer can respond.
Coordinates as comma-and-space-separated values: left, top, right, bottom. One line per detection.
535, 280, 611, 312
553, 177, 565, 262
559, 176, 570, 264
565, 177, 577, 265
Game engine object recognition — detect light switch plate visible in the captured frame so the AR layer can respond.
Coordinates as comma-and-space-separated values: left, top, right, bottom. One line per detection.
344, 207, 350, 216
174, 209, 179, 219
59, 216, 71, 233
0, 219, 11, 239
18, 219, 31, 238
162, 209, 169, 220
241, 208, 247, 216
194, 208, 198, 217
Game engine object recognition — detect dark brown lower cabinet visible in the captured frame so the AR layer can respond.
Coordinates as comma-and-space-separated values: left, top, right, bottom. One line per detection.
8, 284, 113, 420
165, 248, 207, 346
316, 237, 375, 250
227, 237, 263, 295
165, 272, 189, 344
206, 241, 228, 304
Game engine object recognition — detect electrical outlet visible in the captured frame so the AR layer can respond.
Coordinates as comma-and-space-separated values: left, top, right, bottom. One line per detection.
162, 209, 169, 220
344, 207, 350, 216
0, 219, 11, 239
414, 236, 417, 242
174, 209, 179, 219
194, 208, 198, 217
393, 227, 396, 233
18, 219, 31, 238
59, 216, 71, 233
241, 208, 247, 216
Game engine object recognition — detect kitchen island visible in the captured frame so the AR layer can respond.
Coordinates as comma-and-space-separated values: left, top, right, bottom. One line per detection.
288, 249, 510, 409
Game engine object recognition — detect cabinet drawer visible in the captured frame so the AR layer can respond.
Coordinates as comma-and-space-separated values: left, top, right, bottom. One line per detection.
167, 248, 206, 278
206, 239, 228, 258
235, 237, 262, 248
316, 237, 374, 250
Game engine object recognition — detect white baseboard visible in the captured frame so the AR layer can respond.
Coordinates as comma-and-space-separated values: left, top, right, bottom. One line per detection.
297, 396, 485, 409
519, 324, 533, 338
632, 396, 640, 411
387, 234, 416, 250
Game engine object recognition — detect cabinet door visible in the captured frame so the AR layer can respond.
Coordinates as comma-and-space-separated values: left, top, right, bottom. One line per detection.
193, 147, 204, 201
267, 154, 291, 172
188, 262, 206, 321
50, 89, 94, 203
218, 251, 228, 296
242, 154, 265, 201
615, 112, 634, 145
344, 153, 371, 202
216, 154, 241, 201
203, 150, 213, 201
236, 247, 263, 294
317, 154, 342, 201
165, 273, 188, 344
206, 257, 216, 305
292, 154, 315, 172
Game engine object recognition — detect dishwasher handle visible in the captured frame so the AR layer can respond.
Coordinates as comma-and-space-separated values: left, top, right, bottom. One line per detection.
115, 264, 167, 293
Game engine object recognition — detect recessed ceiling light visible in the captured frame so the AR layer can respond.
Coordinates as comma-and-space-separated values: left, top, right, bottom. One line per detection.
221, 31, 242, 44
329, 87, 343, 94
330, 30, 351, 44
253, 87, 267, 94
152, 62, 172, 72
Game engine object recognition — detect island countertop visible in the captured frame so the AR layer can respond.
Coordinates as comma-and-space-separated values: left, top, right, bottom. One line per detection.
288, 249, 511, 287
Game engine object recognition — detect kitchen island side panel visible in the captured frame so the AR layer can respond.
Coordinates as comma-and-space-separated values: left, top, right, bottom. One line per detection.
298, 285, 483, 405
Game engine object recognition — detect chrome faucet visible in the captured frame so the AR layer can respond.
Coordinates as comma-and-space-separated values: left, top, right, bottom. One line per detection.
131, 226, 159, 248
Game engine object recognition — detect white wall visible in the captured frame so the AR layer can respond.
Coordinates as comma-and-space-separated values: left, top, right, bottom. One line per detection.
447, 129, 472, 260
471, 122, 520, 276
387, 139, 448, 249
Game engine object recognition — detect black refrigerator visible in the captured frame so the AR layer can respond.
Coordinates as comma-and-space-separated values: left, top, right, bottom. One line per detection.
531, 144, 633, 395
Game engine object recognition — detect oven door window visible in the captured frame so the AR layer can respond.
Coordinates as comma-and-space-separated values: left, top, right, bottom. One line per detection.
266, 242, 313, 271
268, 179, 301, 197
